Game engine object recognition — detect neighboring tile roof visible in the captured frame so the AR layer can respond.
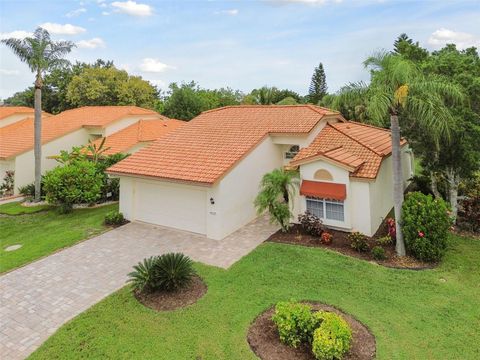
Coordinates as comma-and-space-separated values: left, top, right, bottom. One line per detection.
91, 118, 185, 155
107, 105, 341, 184
0, 106, 50, 120
0, 106, 160, 159
290, 121, 407, 179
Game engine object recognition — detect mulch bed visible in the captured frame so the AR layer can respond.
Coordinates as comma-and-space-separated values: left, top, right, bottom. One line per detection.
247, 302, 376, 360
267, 224, 434, 269
134, 275, 207, 311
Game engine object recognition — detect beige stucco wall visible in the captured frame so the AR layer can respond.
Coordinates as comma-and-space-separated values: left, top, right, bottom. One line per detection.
13, 128, 90, 193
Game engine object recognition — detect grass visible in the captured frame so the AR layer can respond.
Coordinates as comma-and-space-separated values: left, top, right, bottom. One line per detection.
30, 233, 479, 360
0, 203, 118, 273
0, 201, 52, 215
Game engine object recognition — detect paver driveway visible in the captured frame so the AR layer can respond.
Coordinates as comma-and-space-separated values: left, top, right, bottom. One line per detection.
0, 217, 278, 360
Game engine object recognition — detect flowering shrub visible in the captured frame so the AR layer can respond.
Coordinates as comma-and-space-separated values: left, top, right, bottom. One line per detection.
320, 231, 333, 244
386, 218, 396, 240
312, 311, 352, 360
298, 211, 325, 237
402, 192, 452, 262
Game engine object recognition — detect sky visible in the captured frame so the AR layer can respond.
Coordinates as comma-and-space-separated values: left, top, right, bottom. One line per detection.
0, 0, 479, 100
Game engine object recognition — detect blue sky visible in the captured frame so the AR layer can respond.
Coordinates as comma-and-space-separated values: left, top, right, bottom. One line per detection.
1, 0, 479, 99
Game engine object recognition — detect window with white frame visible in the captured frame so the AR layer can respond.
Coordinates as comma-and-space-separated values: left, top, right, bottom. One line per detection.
285, 145, 300, 159
306, 197, 345, 222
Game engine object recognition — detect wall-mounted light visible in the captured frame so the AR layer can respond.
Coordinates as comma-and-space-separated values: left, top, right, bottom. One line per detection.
210, 197, 215, 205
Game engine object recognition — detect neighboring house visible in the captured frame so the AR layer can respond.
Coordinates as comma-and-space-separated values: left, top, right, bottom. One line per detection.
0, 106, 50, 129
90, 118, 185, 155
0, 106, 164, 194
108, 105, 413, 239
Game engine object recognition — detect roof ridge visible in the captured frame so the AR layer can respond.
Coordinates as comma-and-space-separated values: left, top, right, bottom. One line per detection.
329, 122, 384, 156
200, 104, 339, 116
345, 120, 391, 133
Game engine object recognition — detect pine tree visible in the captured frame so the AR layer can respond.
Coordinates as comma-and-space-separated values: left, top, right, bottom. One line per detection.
393, 33, 413, 53
308, 63, 327, 104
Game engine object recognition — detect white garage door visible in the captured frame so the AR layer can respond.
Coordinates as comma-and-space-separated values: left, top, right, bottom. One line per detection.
135, 181, 207, 234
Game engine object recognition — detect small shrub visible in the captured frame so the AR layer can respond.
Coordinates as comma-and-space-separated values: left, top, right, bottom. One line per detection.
0, 170, 14, 197
320, 231, 333, 244
127, 256, 159, 292
458, 197, 480, 232
376, 235, 392, 246
155, 252, 196, 291
43, 161, 103, 212
298, 211, 325, 237
271, 301, 317, 348
18, 181, 45, 199
386, 218, 396, 240
312, 311, 352, 360
348, 232, 369, 252
104, 211, 125, 226
127, 253, 196, 293
402, 192, 452, 262
372, 246, 387, 261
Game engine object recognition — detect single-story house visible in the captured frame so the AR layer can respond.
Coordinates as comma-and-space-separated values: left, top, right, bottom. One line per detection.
108, 105, 413, 239
0, 106, 165, 193
89, 118, 185, 155
0, 106, 50, 129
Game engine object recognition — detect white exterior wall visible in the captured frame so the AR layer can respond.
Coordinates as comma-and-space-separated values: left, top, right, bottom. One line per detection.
13, 128, 90, 193
350, 180, 372, 235
208, 136, 284, 239
104, 115, 159, 137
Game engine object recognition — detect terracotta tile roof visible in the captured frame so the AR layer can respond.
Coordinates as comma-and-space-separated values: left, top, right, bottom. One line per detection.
91, 118, 185, 155
290, 122, 407, 179
0, 106, 160, 159
0, 106, 50, 120
107, 105, 341, 184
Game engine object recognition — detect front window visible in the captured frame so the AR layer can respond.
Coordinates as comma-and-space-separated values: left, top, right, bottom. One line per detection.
285, 145, 300, 159
306, 197, 344, 222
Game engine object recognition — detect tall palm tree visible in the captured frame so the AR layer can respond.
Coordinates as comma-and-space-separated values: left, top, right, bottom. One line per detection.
2, 28, 74, 201
254, 168, 300, 231
334, 52, 464, 256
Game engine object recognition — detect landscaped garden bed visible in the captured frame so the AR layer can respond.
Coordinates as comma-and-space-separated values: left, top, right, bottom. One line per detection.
248, 302, 375, 360
267, 224, 432, 269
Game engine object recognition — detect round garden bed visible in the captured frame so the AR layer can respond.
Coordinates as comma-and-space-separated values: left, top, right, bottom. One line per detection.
134, 275, 207, 311
247, 302, 376, 360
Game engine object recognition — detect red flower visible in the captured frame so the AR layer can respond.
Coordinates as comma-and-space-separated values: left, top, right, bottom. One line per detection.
418, 231, 425, 238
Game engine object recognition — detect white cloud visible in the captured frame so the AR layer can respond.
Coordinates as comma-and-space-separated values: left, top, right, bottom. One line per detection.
139, 58, 175, 73
102, 11, 110, 15
0, 30, 32, 40
65, 7, 86, 18
111, 1, 153, 17
77, 37, 105, 49
0, 69, 20, 75
428, 28, 480, 49
39, 22, 86, 35
215, 9, 239, 16
100, 3, 107, 8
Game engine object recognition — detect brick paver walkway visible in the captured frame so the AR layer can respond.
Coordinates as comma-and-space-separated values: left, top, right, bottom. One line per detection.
0, 217, 277, 359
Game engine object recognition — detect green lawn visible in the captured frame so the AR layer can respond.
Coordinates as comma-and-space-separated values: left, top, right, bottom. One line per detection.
30, 234, 479, 360
0, 201, 52, 215
0, 203, 118, 273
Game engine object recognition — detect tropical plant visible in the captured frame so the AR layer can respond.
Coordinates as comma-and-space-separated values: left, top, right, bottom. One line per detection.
127, 256, 159, 293
271, 301, 318, 348
372, 246, 387, 261
155, 253, 196, 291
376, 235, 393, 246
311, 311, 352, 360
320, 231, 333, 245
348, 232, 369, 252
298, 211, 324, 237
254, 168, 300, 232
402, 192, 452, 262
1, 28, 74, 202
104, 211, 126, 226
333, 52, 464, 256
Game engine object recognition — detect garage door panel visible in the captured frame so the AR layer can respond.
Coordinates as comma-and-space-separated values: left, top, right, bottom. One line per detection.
135, 181, 207, 234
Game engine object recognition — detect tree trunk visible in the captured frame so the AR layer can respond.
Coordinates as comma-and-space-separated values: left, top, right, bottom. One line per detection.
430, 173, 442, 199
34, 78, 42, 202
446, 168, 460, 221
390, 114, 406, 256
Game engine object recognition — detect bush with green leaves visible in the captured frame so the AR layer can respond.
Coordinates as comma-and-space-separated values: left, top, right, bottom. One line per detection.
348, 232, 369, 252
104, 211, 126, 226
127, 253, 196, 293
271, 301, 317, 348
376, 235, 393, 246
43, 161, 103, 212
18, 180, 45, 199
312, 311, 352, 360
298, 211, 325, 237
372, 246, 387, 261
402, 192, 452, 262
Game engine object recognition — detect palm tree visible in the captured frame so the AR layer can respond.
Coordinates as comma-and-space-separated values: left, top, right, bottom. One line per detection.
334, 52, 464, 256
254, 168, 300, 231
2, 28, 74, 201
